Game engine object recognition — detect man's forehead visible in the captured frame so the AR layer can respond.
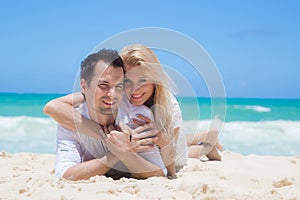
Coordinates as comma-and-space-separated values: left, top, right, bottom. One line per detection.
94, 61, 123, 81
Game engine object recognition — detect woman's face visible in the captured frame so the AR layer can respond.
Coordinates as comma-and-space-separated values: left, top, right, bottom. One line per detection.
124, 65, 154, 106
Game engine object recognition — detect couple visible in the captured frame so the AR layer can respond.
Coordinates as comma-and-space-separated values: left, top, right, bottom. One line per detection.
44, 44, 222, 180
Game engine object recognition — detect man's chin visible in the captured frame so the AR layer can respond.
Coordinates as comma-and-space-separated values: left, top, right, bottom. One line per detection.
99, 108, 117, 116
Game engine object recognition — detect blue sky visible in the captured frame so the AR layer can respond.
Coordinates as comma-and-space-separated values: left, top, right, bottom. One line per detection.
1, 0, 299, 98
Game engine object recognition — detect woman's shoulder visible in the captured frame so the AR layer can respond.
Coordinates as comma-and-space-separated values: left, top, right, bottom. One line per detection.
168, 93, 181, 110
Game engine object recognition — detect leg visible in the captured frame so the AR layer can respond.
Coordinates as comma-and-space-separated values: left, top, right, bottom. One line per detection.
188, 144, 222, 161
186, 131, 208, 146
215, 140, 223, 152
185, 129, 221, 147
206, 147, 222, 161
187, 129, 222, 161
188, 143, 213, 159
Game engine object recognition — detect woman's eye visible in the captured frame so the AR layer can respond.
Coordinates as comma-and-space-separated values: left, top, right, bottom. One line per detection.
124, 79, 133, 87
139, 79, 148, 83
124, 78, 131, 83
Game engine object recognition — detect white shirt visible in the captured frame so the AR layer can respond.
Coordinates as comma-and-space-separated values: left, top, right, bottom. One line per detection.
55, 102, 167, 177
116, 95, 188, 172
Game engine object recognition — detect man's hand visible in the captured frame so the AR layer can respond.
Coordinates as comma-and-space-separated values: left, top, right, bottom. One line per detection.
105, 124, 133, 154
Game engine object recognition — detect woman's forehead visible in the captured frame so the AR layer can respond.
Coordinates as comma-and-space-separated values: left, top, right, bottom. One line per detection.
125, 65, 144, 77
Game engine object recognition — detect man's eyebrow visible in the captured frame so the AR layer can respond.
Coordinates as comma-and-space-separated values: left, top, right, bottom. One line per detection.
97, 80, 109, 84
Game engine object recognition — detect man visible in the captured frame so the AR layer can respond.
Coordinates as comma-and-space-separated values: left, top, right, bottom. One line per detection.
44, 49, 166, 180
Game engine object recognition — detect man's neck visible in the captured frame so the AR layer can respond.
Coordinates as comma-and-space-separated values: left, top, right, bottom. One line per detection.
84, 103, 116, 126
96, 114, 115, 126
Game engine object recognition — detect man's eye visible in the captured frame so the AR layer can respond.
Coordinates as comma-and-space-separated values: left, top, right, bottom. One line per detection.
116, 84, 124, 90
98, 84, 109, 89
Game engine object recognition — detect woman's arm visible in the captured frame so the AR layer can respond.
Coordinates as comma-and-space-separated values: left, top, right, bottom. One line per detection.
157, 127, 179, 177
43, 92, 103, 139
132, 115, 178, 177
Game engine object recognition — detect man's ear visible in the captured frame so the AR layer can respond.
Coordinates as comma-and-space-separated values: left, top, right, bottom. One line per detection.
80, 79, 87, 94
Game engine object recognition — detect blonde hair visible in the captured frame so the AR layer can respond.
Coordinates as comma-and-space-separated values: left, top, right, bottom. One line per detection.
120, 44, 175, 138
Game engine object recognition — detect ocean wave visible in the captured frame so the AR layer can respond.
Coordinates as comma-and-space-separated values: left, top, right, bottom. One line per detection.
0, 116, 57, 153
1, 116, 300, 156
233, 105, 271, 113
244, 105, 271, 112
182, 120, 300, 156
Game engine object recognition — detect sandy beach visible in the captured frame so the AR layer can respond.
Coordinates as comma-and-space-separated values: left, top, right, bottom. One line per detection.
0, 151, 299, 200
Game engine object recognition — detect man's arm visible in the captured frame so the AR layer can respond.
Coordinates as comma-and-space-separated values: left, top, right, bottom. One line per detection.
43, 93, 103, 139
63, 152, 119, 181
56, 125, 120, 181
116, 151, 165, 179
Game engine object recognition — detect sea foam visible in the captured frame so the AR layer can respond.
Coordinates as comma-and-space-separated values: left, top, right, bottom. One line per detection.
182, 120, 300, 156
244, 105, 271, 112
0, 116, 57, 153
1, 116, 300, 156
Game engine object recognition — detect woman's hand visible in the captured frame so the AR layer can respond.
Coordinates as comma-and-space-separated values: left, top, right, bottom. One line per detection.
130, 123, 159, 152
105, 123, 159, 154
131, 114, 171, 149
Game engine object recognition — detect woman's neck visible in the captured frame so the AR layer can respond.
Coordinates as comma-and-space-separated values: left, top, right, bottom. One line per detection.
144, 94, 154, 108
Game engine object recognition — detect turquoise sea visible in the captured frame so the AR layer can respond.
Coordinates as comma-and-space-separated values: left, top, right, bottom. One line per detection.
1, 93, 300, 156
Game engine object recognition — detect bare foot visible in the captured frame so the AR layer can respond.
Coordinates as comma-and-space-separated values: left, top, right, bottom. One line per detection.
187, 129, 222, 160
206, 146, 222, 161
215, 141, 223, 152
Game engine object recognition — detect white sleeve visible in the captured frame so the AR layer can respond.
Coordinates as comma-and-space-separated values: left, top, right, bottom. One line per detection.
170, 95, 182, 129
55, 125, 82, 177
170, 95, 188, 170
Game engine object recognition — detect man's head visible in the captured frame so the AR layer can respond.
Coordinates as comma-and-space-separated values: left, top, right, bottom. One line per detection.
80, 49, 124, 125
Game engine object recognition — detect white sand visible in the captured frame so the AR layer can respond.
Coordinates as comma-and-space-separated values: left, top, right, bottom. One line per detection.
0, 151, 299, 200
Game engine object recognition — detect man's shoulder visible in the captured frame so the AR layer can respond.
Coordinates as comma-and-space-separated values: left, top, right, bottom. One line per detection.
56, 123, 77, 140
76, 102, 91, 119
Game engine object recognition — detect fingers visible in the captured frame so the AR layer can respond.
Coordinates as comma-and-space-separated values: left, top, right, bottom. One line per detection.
131, 118, 147, 126
107, 130, 130, 146
130, 114, 152, 127
102, 126, 109, 135
130, 137, 158, 152
132, 123, 154, 135
131, 129, 158, 140
136, 114, 152, 123
133, 144, 155, 152
108, 124, 115, 132
137, 137, 158, 146
118, 122, 131, 135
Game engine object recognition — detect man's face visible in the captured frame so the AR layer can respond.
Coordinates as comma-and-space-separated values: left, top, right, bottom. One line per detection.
81, 60, 124, 123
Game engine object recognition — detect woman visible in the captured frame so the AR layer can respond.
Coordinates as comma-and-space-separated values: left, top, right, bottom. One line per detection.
44, 44, 222, 177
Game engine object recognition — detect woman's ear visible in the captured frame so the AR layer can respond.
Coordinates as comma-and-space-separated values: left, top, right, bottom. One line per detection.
80, 79, 87, 94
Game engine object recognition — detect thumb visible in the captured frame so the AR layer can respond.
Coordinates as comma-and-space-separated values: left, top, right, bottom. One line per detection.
119, 121, 130, 135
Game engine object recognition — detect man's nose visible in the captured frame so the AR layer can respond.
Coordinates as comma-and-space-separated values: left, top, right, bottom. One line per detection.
107, 86, 116, 97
